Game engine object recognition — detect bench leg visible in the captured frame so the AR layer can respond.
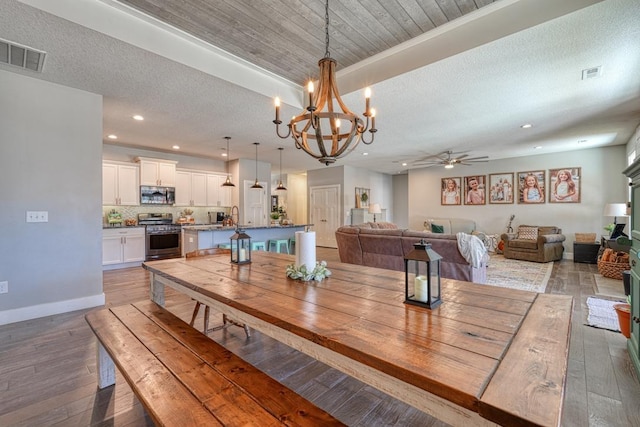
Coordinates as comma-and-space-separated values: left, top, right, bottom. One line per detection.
96, 342, 116, 389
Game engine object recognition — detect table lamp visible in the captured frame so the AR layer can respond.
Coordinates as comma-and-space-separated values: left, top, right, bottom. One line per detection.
603, 203, 628, 224
368, 203, 381, 222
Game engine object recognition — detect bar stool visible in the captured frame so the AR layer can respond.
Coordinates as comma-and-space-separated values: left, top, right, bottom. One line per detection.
217, 243, 231, 249
288, 237, 296, 255
251, 241, 266, 251
268, 239, 290, 254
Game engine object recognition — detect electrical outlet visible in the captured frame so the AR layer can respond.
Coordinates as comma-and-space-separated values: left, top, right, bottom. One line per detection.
26, 211, 48, 222
0, 281, 8, 294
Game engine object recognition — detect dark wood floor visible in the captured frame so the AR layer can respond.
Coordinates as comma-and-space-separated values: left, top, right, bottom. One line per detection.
1, 249, 639, 426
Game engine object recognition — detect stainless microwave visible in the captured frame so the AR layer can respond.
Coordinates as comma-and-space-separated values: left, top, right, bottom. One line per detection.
140, 186, 175, 205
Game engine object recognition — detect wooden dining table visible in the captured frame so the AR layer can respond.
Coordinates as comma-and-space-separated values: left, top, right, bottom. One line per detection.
143, 251, 573, 427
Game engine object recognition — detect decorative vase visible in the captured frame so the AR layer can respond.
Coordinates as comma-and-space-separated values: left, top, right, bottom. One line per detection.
613, 303, 631, 339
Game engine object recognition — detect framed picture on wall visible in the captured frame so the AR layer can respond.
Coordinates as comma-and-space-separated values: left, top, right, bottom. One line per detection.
488, 173, 514, 204
463, 175, 486, 205
549, 167, 581, 203
517, 170, 545, 204
441, 177, 462, 205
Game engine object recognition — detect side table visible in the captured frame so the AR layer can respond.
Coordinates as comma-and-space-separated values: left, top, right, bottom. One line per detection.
573, 241, 600, 264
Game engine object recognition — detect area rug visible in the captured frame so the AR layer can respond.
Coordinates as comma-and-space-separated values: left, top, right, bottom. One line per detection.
586, 296, 623, 332
594, 273, 626, 298
485, 255, 553, 293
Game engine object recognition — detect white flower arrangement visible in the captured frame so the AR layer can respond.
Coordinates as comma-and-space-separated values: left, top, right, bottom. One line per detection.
286, 261, 331, 282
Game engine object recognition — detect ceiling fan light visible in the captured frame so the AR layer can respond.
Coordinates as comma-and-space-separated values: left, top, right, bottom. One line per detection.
444, 163, 454, 169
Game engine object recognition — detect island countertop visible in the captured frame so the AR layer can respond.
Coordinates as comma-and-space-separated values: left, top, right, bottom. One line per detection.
181, 224, 313, 255
181, 223, 312, 232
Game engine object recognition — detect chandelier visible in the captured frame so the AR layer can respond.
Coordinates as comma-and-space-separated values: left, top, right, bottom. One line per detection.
273, 0, 376, 166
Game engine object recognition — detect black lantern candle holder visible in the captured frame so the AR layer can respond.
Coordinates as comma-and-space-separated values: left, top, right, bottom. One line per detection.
230, 229, 251, 264
404, 239, 442, 309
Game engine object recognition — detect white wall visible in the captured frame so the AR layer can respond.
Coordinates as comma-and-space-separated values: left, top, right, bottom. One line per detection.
408, 146, 627, 251
0, 70, 104, 324
392, 174, 409, 228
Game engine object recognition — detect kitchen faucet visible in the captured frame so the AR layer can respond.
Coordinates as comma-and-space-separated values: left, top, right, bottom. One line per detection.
231, 205, 239, 227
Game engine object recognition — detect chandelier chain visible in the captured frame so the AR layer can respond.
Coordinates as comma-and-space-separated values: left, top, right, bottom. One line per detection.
324, 0, 330, 58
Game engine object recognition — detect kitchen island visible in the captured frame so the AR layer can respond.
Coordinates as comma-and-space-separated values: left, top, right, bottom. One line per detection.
181, 223, 312, 255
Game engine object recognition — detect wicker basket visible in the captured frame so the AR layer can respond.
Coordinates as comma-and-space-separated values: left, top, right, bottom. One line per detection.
575, 233, 596, 243
597, 259, 629, 280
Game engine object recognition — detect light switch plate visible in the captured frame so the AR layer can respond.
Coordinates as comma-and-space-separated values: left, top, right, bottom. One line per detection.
0, 281, 8, 294
26, 211, 48, 222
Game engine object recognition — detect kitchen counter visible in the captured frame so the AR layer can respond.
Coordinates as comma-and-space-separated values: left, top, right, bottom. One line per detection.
181, 224, 312, 255
102, 225, 145, 229
181, 223, 312, 232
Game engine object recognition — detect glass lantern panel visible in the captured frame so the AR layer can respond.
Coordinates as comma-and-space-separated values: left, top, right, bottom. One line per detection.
429, 262, 441, 303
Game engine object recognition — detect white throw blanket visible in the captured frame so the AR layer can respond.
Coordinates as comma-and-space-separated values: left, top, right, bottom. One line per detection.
456, 232, 490, 268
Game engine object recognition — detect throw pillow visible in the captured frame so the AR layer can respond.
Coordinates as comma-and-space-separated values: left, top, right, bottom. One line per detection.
431, 223, 445, 233
517, 226, 538, 240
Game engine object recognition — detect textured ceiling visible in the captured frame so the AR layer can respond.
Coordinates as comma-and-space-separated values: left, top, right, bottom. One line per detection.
2, 0, 639, 175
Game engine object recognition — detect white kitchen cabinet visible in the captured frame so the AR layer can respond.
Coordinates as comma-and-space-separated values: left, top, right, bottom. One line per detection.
102, 227, 145, 268
136, 157, 177, 186
175, 170, 207, 206
102, 162, 139, 205
206, 174, 232, 207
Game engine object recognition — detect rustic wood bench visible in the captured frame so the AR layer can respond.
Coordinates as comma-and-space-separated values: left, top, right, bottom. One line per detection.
85, 300, 344, 426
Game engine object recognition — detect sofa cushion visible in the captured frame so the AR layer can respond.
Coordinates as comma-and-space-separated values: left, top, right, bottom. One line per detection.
424, 218, 476, 235
517, 226, 538, 240
369, 221, 398, 229
509, 239, 539, 250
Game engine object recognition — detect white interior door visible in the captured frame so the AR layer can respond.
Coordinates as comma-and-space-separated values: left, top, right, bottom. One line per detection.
243, 180, 268, 227
310, 185, 340, 248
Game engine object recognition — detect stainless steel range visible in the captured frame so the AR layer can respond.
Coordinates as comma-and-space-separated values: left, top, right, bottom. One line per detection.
138, 213, 181, 260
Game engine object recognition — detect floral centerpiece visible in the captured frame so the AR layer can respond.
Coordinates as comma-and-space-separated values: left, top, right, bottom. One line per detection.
286, 261, 331, 282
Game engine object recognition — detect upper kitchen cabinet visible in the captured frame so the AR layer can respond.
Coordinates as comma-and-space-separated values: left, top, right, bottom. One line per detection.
206, 174, 232, 207
136, 157, 177, 187
175, 170, 208, 207
103, 161, 139, 206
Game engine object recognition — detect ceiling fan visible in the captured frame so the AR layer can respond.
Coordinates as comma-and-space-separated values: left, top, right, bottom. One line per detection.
412, 150, 489, 169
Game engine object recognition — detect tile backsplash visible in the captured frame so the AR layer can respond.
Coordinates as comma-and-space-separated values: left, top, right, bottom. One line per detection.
102, 206, 230, 225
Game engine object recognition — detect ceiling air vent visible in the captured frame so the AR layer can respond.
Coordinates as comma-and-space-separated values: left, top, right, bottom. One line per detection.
581, 66, 602, 80
0, 38, 46, 72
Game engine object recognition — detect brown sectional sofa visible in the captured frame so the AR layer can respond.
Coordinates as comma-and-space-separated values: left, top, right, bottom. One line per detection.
335, 222, 487, 283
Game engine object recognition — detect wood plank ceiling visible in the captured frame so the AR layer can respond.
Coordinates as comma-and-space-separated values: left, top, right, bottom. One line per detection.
118, 0, 497, 85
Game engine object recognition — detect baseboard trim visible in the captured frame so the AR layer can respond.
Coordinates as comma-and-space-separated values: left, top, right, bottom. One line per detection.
0, 293, 106, 326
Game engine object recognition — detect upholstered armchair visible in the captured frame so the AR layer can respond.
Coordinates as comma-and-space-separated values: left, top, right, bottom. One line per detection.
501, 225, 565, 262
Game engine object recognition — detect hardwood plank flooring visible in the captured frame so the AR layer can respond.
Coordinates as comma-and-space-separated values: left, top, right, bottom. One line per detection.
0, 249, 638, 426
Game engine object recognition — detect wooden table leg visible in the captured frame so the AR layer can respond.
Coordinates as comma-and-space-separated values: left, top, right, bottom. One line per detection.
149, 272, 165, 306
97, 342, 116, 389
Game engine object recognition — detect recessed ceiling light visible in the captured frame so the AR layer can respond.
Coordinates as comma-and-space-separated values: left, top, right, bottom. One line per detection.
363, 152, 368, 156
533, 146, 542, 149
172, 145, 180, 150
401, 162, 407, 166
521, 123, 532, 129
107, 134, 117, 140
222, 152, 228, 157
132, 115, 144, 121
